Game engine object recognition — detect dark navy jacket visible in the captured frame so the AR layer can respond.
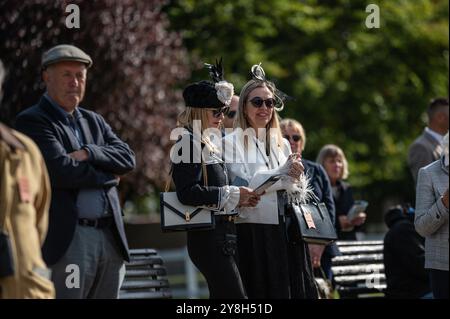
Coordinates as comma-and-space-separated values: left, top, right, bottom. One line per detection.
333, 180, 358, 240
15, 97, 135, 265
303, 159, 340, 257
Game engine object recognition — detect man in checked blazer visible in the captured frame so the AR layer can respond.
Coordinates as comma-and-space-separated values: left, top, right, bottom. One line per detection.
415, 132, 449, 299
15, 45, 136, 298
408, 98, 449, 184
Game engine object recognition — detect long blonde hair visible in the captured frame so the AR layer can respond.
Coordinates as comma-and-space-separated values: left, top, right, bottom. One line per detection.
177, 107, 210, 132
236, 80, 284, 154
176, 106, 220, 158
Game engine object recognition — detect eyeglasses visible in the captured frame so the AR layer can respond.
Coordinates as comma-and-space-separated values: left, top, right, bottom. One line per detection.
283, 134, 302, 142
211, 106, 230, 118
226, 110, 237, 119
249, 97, 276, 109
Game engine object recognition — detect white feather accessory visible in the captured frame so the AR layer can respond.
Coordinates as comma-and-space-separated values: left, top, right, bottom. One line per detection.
215, 81, 234, 106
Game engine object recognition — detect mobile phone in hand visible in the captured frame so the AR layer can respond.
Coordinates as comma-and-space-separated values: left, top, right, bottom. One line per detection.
347, 200, 368, 220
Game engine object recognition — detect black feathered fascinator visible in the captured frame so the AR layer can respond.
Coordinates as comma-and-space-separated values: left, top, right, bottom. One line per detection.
204, 58, 225, 83
183, 58, 234, 109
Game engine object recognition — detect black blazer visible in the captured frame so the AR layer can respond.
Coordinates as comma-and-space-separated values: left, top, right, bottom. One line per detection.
303, 159, 335, 224
333, 180, 357, 240
15, 97, 136, 265
172, 131, 227, 209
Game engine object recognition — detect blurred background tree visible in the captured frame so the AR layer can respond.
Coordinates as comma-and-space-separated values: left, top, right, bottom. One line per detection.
164, 0, 449, 230
0, 0, 190, 206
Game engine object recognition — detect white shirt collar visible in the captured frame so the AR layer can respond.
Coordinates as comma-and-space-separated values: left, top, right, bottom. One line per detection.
425, 127, 444, 144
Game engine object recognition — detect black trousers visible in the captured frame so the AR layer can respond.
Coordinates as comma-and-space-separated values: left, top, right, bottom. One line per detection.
285, 213, 319, 299
187, 216, 246, 299
430, 269, 449, 299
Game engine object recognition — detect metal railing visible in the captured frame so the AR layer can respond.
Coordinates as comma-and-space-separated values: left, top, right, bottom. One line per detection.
159, 246, 208, 299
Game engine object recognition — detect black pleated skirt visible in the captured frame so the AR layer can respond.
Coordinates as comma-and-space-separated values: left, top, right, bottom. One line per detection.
236, 213, 318, 299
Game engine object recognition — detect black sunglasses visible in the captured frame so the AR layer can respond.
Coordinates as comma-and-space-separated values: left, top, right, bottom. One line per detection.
283, 134, 302, 142
226, 110, 237, 119
249, 97, 276, 109
211, 107, 230, 118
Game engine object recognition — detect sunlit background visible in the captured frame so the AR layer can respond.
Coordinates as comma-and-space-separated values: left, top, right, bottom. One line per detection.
0, 0, 448, 298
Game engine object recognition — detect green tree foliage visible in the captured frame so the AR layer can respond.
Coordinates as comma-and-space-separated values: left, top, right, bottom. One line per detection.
165, 0, 449, 220
0, 0, 190, 198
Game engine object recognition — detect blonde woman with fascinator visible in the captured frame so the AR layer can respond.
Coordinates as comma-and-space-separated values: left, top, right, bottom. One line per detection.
170, 60, 260, 298
223, 64, 317, 298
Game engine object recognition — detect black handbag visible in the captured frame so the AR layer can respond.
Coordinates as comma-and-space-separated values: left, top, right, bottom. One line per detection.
0, 230, 15, 278
291, 201, 337, 245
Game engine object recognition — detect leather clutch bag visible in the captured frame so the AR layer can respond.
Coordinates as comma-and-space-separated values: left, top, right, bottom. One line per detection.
160, 192, 215, 232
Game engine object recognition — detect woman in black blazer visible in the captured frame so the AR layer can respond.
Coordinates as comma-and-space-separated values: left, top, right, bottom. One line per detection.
171, 66, 260, 298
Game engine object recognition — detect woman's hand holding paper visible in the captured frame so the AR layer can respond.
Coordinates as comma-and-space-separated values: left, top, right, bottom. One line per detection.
238, 186, 261, 207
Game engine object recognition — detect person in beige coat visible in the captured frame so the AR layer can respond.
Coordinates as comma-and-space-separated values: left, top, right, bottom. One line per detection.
415, 132, 449, 299
0, 60, 54, 298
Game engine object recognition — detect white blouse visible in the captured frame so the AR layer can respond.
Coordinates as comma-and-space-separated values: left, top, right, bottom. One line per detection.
223, 130, 292, 224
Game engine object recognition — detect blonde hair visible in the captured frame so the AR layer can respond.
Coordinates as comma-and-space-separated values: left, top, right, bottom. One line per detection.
176, 106, 220, 158
177, 107, 211, 132
280, 118, 306, 151
236, 80, 284, 153
316, 144, 349, 180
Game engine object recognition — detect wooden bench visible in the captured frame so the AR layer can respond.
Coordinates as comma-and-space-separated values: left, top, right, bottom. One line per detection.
331, 240, 386, 298
119, 248, 172, 299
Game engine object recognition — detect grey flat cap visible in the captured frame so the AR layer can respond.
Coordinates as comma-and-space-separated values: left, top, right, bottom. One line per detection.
42, 44, 93, 69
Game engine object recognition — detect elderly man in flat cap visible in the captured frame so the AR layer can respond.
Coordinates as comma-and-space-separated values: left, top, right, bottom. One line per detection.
15, 45, 136, 299
0, 60, 55, 299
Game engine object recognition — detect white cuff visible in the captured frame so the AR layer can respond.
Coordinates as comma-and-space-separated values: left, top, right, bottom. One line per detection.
219, 185, 240, 214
